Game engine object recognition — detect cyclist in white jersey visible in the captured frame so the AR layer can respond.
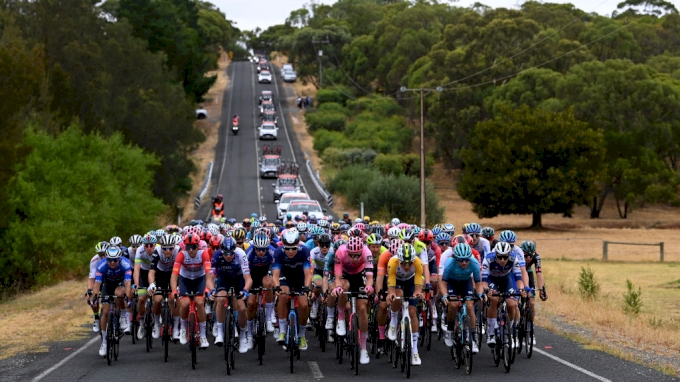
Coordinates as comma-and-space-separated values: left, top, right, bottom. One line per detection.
87, 241, 109, 333
466, 223, 490, 256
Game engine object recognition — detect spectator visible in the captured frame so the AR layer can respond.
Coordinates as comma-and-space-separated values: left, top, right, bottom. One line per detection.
306, 96, 311, 108
296, 96, 302, 109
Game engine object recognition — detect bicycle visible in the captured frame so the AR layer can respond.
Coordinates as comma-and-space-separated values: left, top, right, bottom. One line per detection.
279, 290, 303, 373
474, 296, 486, 348
517, 287, 541, 359
250, 287, 271, 365
313, 293, 328, 353
130, 291, 138, 344
175, 291, 203, 370
144, 296, 154, 352
446, 295, 479, 375
367, 297, 379, 357
342, 289, 367, 375
102, 295, 126, 366
489, 291, 521, 373
418, 292, 433, 351
390, 296, 417, 379
219, 287, 238, 375
153, 288, 173, 362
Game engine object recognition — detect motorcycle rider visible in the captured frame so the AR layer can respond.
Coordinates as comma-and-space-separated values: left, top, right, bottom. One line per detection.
212, 194, 224, 222
232, 114, 239, 126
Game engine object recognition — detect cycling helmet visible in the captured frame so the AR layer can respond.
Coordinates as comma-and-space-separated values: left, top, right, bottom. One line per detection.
339, 223, 350, 232
172, 235, 183, 246
142, 234, 157, 245
418, 229, 433, 242
184, 233, 200, 246
159, 234, 175, 247
209, 235, 222, 248
209, 226, 220, 237
366, 233, 382, 246
435, 232, 451, 244
334, 239, 347, 251
412, 226, 422, 235
330, 222, 341, 232
453, 234, 473, 246
221, 236, 237, 253
453, 243, 473, 260
95, 241, 109, 254
397, 244, 416, 263
391, 218, 400, 226
109, 236, 122, 247
253, 233, 270, 248
282, 230, 300, 246
387, 227, 400, 239
200, 230, 212, 242
296, 222, 308, 233
165, 225, 180, 233
274, 219, 283, 226
398, 228, 416, 242
389, 239, 403, 255
371, 225, 386, 237
259, 215, 267, 223
154, 229, 166, 238
317, 219, 329, 229
348, 227, 363, 237
189, 219, 198, 226
228, 218, 237, 225
232, 228, 246, 241
520, 240, 536, 255
129, 234, 143, 246
493, 242, 512, 255
251, 213, 258, 219
443, 223, 455, 235
431, 227, 442, 236
466, 223, 482, 234
461, 223, 470, 234
105, 246, 122, 259
252, 220, 261, 228
354, 222, 366, 233
347, 236, 364, 253
499, 230, 517, 243
481, 227, 495, 239
215, 194, 223, 202
318, 233, 332, 246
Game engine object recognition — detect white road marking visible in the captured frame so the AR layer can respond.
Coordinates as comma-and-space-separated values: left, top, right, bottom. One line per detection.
32, 336, 99, 382
308, 361, 324, 379
535, 348, 613, 382
251, 63, 264, 217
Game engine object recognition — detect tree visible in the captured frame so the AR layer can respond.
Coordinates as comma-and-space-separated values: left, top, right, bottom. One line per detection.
459, 106, 604, 227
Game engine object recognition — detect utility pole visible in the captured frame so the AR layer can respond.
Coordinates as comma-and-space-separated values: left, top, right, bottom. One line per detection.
400, 86, 443, 228
312, 37, 330, 88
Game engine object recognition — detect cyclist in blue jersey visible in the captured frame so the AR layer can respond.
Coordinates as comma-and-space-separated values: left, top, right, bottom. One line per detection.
246, 233, 278, 335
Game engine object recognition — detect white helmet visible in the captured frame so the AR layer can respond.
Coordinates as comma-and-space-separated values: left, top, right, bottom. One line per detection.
493, 242, 512, 256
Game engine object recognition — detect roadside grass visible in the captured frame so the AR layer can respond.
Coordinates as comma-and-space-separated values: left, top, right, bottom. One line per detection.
176, 51, 230, 225
0, 280, 91, 360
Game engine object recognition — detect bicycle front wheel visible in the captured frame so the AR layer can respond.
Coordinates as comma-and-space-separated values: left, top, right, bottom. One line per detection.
106, 315, 114, 365
526, 306, 534, 359
502, 313, 511, 373
225, 310, 233, 374
257, 308, 266, 365
463, 315, 473, 375
352, 314, 359, 375
289, 317, 298, 373
404, 320, 412, 378
189, 313, 196, 370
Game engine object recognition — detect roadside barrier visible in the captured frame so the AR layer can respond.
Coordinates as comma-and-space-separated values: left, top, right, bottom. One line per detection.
305, 160, 334, 206
194, 161, 214, 210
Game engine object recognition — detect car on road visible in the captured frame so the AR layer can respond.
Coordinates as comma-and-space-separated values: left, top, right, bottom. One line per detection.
276, 192, 310, 219
272, 174, 302, 202
258, 70, 272, 83
195, 109, 208, 119
260, 100, 275, 116
262, 110, 278, 126
257, 60, 269, 73
286, 199, 326, 220
282, 70, 297, 82
259, 155, 281, 178
283, 64, 294, 72
259, 90, 273, 105
258, 122, 278, 140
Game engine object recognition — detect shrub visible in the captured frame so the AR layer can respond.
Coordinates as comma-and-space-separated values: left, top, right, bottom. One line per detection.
345, 112, 412, 154
313, 129, 349, 153
374, 153, 404, 176
305, 110, 346, 132
315, 87, 354, 106
0, 125, 165, 291
362, 175, 444, 226
578, 266, 600, 300
346, 95, 402, 116
328, 165, 381, 206
623, 279, 643, 315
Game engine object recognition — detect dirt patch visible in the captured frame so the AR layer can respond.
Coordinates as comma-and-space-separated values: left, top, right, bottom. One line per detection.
174, 51, 230, 226
0, 280, 91, 360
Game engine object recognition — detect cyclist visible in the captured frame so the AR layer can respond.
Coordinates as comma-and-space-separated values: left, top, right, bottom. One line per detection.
466, 223, 490, 256
375, 239, 403, 355
481, 242, 527, 347
520, 240, 547, 345
386, 244, 425, 366
246, 233, 277, 336
126, 234, 143, 266
211, 236, 252, 353
232, 227, 250, 251
322, 239, 344, 340
439, 243, 483, 354
171, 233, 214, 349
147, 234, 180, 340
331, 236, 374, 365
309, 233, 332, 320
87, 241, 109, 332
272, 230, 312, 350
90, 246, 133, 357
418, 229, 440, 332
482, 227, 498, 248
133, 233, 160, 339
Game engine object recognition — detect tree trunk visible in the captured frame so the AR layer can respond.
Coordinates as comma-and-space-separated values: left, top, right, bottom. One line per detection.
591, 187, 610, 218
615, 197, 624, 218
531, 212, 542, 228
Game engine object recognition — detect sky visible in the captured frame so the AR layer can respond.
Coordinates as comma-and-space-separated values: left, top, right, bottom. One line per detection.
211, 0, 622, 32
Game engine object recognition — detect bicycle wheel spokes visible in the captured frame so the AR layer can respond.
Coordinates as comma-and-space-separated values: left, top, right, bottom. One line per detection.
404, 320, 411, 378
464, 315, 473, 375
225, 310, 232, 374
502, 313, 511, 373
352, 314, 359, 375
527, 313, 534, 359
189, 313, 196, 370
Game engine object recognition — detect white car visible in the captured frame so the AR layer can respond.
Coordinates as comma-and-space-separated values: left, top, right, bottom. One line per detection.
282, 70, 297, 82
195, 109, 208, 119
276, 192, 310, 219
286, 199, 326, 221
258, 122, 278, 140
258, 71, 272, 83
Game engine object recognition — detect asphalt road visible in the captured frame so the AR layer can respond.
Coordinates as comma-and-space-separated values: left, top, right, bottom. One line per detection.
1, 61, 677, 382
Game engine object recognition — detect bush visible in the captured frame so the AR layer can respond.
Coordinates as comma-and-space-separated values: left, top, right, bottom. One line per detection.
0, 125, 165, 291
315, 87, 354, 106
578, 266, 600, 300
322, 148, 378, 169
374, 153, 404, 176
346, 95, 402, 116
313, 129, 349, 153
305, 110, 346, 132
345, 112, 412, 154
623, 279, 643, 315
328, 165, 381, 206
362, 174, 444, 226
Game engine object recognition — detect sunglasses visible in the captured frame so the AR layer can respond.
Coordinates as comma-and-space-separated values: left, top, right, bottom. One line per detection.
185, 244, 198, 250
439, 242, 450, 246
107, 258, 119, 263
524, 253, 534, 257
223, 251, 235, 256
470, 234, 480, 238
496, 255, 509, 260
319, 244, 331, 248
348, 252, 362, 258
401, 261, 413, 267
144, 244, 155, 248
236, 241, 244, 246
255, 247, 267, 252
284, 247, 298, 252
130, 245, 140, 249
162, 247, 174, 251
422, 240, 431, 245
457, 258, 470, 263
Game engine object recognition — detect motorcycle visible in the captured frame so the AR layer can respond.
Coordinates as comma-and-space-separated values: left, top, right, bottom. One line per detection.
232, 122, 239, 135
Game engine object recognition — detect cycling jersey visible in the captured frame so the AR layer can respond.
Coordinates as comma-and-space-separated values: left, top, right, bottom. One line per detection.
172, 250, 211, 280
376, 250, 395, 277
89, 255, 104, 279
135, 245, 161, 271
510, 246, 526, 267
442, 257, 481, 283
272, 245, 311, 280
246, 244, 276, 269
472, 237, 491, 257
310, 246, 332, 272
386, 256, 423, 288
304, 238, 316, 251
334, 245, 373, 277
439, 247, 481, 276
211, 248, 250, 278
481, 253, 522, 283
151, 247, 180, 273
323, 251, 336, 279
95, 258, 133, 283
525, 253, 542, 288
